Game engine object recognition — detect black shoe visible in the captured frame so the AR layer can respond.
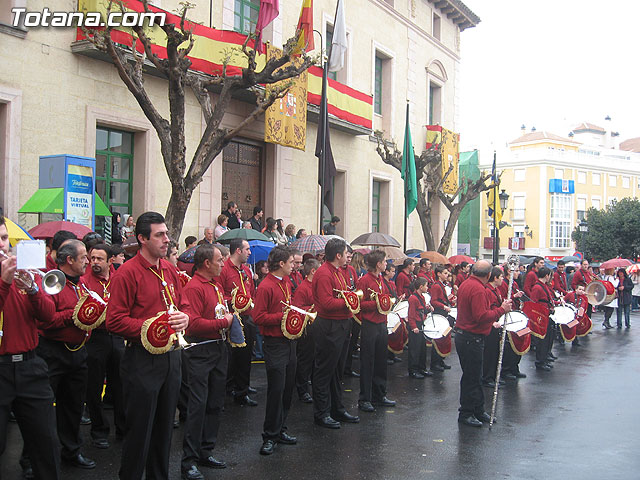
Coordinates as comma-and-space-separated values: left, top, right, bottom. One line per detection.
617, 325, 622, 329
441, 362, 452, 370
260, 439, 277, 456
199, 456, 226, 469
248, 386, 258, 394
358, 401, 375, 412
234, 395, 258, 406
626, 324, 631, 329
421, 369, 434, 377
278, 431, 297, 444
372, 397, 396, 407
603, 322, 613, 329
431, 364, 445, 372
546, 355, 556, 362
91, 438, 110, 449
409, 371, 425, 379
344, 370, 360, 378
475, 411, 494, 424
548, 352, 557, 360
545, 362, 554, 368
314, 416, 340, 429
299, 392, 313, 404
515, 372, 527, 378
80, 415, 91, 425
536, 364, 551, 372
502, 373, 517, 380
182, 465, 204, 480
334, 411, 360, 423
387, 358, 395, 365
458, 415, 482, 427
63, 453, 96, 469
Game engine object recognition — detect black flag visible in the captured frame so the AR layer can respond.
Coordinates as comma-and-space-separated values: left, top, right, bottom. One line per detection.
315, 65, 337, 217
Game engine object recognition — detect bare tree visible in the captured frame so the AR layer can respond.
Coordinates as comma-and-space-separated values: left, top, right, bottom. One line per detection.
375, 131, 491, 254
82, 0, 314, 238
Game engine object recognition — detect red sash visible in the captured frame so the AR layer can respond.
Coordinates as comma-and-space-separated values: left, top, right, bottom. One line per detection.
560, 324, 577, 342
507, 330, 531, 355
432, 335, 452, 357
522, 301, 549, 339
575, 314, 593, 336
387, 320, 408, 354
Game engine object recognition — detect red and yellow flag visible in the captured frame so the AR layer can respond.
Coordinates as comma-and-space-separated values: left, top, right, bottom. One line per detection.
294, 0, 314, 54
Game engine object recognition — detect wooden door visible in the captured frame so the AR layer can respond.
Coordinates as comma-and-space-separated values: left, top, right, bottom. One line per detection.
222, 140, 262, 222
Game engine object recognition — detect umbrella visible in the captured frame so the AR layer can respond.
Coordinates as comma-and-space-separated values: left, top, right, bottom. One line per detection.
29, 220, 92, 239
353, 248, 371, 255
560, 255, 580, 263
420, 251, 449, 264
378, 246, 408, 266
122, 236, 140, 256
600, 258, 632, 270
351, 232, 401, 248
448, 254, 474, 265
4, 218, 33, 246
405, 249, 423, 256
290, 235, 344, 254
215, 228, 270, 244
626, 264, 640, 275
248, 240, 275, 265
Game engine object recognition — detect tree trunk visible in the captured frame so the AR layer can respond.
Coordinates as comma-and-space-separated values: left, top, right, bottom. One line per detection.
437, 203, 463, 255
416, 183, 436, 251
164, 184, 194, 241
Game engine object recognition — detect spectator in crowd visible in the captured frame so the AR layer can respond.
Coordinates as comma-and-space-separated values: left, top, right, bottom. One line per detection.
296, 229, 307, 239
111, 211, 123, 245
198, 227, 214, 245
249, 206, 264, 232
166, 241, 179, 267
323, 216, 340, 235
275, 219, 288, 246
243, 221, 253, 229
184, 236, 197, 250
630, 271, 640, 311
616, 268, 634, 328
235, 209, 243, 226
121, 214, 135, 240
222, 201, 241, 230
285, 224, 297, 245
214, 214, 229, 240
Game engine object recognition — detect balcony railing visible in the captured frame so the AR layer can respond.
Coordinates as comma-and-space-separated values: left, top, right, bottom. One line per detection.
508, 237, 525, 250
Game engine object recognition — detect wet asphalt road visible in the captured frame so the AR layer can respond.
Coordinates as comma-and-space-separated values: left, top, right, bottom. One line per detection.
2, 310, 640, 480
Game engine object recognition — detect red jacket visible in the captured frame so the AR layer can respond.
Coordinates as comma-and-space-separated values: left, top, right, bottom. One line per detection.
571, 269, 593, 290
552, 271, 568, 296
395, 271, 413, 298
219, 258, 255, 312
340, 264, 358, 291
288, 271, 304, 293
106, 253, 186, 343
418, 271, 434, 287
455, 272, 468, 289
456, 276, 505, 336
183, 272, 228, 339
531, 281, 554, 311
293, 278, 314, 311
485, 283, 503, 309
37, 277, 90, 345
523, 270, 539, 297
45, 254, 57, 272
408, 292, 430, 330
312, 262, 351, 320
564, 291, 588, 312
429, 281, 450, 313
253, 273, 291, 337
356, 272, 389, 324
499, 279, 521, 310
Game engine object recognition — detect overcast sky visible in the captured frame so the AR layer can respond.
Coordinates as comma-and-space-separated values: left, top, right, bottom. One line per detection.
458, 0, 640, 157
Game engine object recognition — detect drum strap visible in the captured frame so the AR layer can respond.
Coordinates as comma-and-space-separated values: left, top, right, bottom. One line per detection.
435, 281, 450, 306
413, 293, 428, 318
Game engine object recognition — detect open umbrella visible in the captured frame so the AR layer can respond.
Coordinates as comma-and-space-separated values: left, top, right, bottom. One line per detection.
215, 228, 270, 244
4, 218, 33, 246
448, 254, 474, 265
248, 240, 275, 265
378, 246, 408, 266
29, 220, 93, 239
351, 232, 401, 248
290, 235, 344, 254
600, 258, 632, 270
420, 251, 449, 264
353, 248, 371, 255
122, 236, 140, 256
405, 249, 423, 256
560, 255, 580, 263
626, 264, 640, 275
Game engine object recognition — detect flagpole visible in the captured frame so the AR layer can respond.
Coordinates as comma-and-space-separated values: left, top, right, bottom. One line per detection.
403, 103, 409, 253
492, 150, 499, 264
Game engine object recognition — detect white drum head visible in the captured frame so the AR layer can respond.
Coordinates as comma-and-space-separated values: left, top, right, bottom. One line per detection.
393, 300, 409, 319
387, 312, 401, 333
422, 313, 451, 340
422, 292, 431, 304
551, 304, 577, 325
498, 311, 529, 332
448, 307, 457, 320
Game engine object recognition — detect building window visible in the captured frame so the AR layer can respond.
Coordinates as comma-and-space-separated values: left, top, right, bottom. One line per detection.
372, 180, 381, 232
623, 176, 630, 188
549, 193, 571, 248
592, 198, 601, 210
576, 197, 586, 221
234, 0, 259, 34
428, 81, 442, 125
432, 12, 441, 40
511, 195, 525, 220
592, 173, 600, 186
554, 168, 563, 179
514, 169, 526, 182
374, 55, 383, 115
577, 171, 586, 183
95, 127, 134, 235
373, 50, 392, 133
609, 174, 617, 187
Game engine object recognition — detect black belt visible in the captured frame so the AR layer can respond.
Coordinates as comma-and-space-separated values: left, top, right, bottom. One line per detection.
184, 336, 224, 344
453, 328, 484, 339
0, 350, 37, 363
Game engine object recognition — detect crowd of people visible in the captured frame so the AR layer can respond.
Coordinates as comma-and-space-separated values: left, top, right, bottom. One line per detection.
0, 210, 631, 480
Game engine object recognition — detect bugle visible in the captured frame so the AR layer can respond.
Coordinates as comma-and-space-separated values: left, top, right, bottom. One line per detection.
280, 301, 318, 321
0, 250, 66, 295
333, 288, 364, 315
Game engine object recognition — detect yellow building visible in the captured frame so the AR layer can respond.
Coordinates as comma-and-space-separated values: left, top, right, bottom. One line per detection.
479, 125, 640, 261
0, 0, 479, 251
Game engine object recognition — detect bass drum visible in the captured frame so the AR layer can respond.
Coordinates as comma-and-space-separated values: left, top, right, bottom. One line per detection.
422, 313, 452, 340
585, 281, 615, 306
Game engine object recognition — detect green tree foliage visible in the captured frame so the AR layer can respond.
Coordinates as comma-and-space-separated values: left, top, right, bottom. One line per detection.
572, 198, 640, 261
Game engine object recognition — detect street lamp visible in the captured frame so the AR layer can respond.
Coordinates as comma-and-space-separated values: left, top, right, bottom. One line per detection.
499, 190, 509, 212
493, 190, 509, 264
524, 225, 533, 238
579, 219, 588, 232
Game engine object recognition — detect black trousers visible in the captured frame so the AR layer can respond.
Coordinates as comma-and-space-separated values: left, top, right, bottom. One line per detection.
312, 317, 350, 420
177, 350, 190, 421
534, 324, 551, 366
482, 327, 500, 381
0, 354, 60, 480
262, 336, 297, 440
85, 329, 125, 440
454, 329, 485, 417
408, 322, 427, 374
181, 341, 227, 469
501, 338, 522, 374
119, 345, 181, 480
343, 318, 360, 372
358, 321, 388, 403
36, 336, 88, 459
295, 323, 315, 398
227, 315, 256, 397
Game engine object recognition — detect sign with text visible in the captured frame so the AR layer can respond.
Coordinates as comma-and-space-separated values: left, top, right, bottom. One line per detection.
65, 164, 94, 228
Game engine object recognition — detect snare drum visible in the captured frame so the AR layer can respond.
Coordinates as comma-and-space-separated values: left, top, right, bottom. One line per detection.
551, 304, 577, 325
422, 313, 452, 340
392, 300, 409, 319
448, 308, 457, 320
498, 311, 529, 332
422, 292, 431, 304
387, 312, 402, 333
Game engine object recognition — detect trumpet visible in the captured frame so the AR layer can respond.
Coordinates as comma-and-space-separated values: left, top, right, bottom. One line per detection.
333, 288, 364, 299
0, 250, 66, 295
280, 301, 318, 321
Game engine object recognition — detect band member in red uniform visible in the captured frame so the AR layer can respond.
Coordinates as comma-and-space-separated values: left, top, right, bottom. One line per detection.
395, 259, 414, 299
572, 259, 593, 290
220, 238, 257, 406
417, 259, 434, 287
294, 258, 319, 404
106, 212, 189, 480
455, 260, 511, 427
45, 230, 76, 272
553, 260, 568, 297
311, 238, 360, 429
482, 267, 506, 387
356, 250, 396, 412
81, 244, 124, 450
36, 239, 96, 469
407, 277, 433, 379
253, 246, 298, 455
455, 261, 471, 289
564, 282, 590, 338
0, 218, 61, 479
429, 265, 453, 372
288, 250, 304, 294
498, 265, 526, 380
342, 246, 361, 378
530, 267, 555, 371
180, 244, 233, 479
523, 257, 544, 297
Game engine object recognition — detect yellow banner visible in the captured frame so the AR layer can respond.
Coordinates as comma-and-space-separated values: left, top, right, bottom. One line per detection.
264, 45, 308, 151
441, 127, 459, 194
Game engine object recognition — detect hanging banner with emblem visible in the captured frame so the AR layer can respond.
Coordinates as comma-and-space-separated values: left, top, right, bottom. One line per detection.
426, 126, 460, 195
264, 44, 308, 151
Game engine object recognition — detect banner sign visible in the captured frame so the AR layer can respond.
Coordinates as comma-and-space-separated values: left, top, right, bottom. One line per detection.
66, 165, 94, 228
426, 125, 460, 195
